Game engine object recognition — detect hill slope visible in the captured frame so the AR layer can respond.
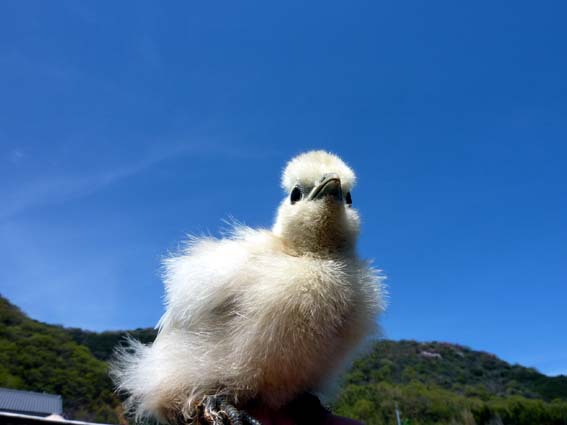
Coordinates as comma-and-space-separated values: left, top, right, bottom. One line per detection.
334, 340, 567, 424
344, 340, 567, 401
0, 296, 121, 423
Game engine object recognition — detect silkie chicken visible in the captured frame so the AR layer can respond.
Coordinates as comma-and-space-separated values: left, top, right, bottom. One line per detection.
112, 150, 386, 425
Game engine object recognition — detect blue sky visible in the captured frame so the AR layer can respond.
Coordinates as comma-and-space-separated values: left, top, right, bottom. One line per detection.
1, 1, 566, 376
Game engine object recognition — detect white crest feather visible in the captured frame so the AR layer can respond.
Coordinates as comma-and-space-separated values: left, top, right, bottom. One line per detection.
281, 150, 356, 193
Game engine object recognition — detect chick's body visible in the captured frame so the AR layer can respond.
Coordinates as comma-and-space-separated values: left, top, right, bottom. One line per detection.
112, 151, 385, 423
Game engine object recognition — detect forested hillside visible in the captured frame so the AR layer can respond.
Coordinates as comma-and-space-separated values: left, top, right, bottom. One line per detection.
1, 295, 566, 425
344, 340, 567, 401
0, 296, 122, 423
334, 340, 567, 424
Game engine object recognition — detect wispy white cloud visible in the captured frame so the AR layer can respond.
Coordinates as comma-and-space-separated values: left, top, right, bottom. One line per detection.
0, 141, 276, 223
0, 143, 184, 222
8, 149, 24, 164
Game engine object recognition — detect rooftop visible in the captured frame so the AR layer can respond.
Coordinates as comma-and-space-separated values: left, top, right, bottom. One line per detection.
0, 388, 63, 417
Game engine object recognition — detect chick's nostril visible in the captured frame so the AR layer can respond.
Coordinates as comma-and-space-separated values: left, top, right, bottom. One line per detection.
319, 179, 343, 201
322, 173, 340, 182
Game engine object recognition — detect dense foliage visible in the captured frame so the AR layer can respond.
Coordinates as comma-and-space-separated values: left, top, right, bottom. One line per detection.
1, 295, 566, 424
0, 296, 122, 423
334, 340, 567, 424
334, 381, 567, 425
67, 327, 157, 362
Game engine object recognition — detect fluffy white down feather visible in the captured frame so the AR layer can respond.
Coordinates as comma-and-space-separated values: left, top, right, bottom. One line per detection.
111, 151, 386, 423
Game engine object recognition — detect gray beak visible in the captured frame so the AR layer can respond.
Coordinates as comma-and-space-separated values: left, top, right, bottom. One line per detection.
307, 173, 343, 202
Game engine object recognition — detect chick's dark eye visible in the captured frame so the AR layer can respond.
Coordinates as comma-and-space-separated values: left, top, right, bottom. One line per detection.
345, 191, 353, 206
290, 186, 303, 204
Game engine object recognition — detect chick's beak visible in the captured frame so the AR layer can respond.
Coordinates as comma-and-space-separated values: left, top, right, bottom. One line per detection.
307, 173, 343, 202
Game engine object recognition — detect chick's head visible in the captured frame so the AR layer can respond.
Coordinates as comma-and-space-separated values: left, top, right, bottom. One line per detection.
273, 150, 360, 256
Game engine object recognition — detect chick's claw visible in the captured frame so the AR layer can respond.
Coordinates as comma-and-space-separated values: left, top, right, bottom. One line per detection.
239, 412, 262, 425
196, 396, 260, 425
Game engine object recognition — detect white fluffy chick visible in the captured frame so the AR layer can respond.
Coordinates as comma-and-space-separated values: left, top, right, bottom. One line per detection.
112, 150, 385, 424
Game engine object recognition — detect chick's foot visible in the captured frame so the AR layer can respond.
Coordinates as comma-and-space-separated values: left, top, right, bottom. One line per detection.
196, 396, 261, 425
